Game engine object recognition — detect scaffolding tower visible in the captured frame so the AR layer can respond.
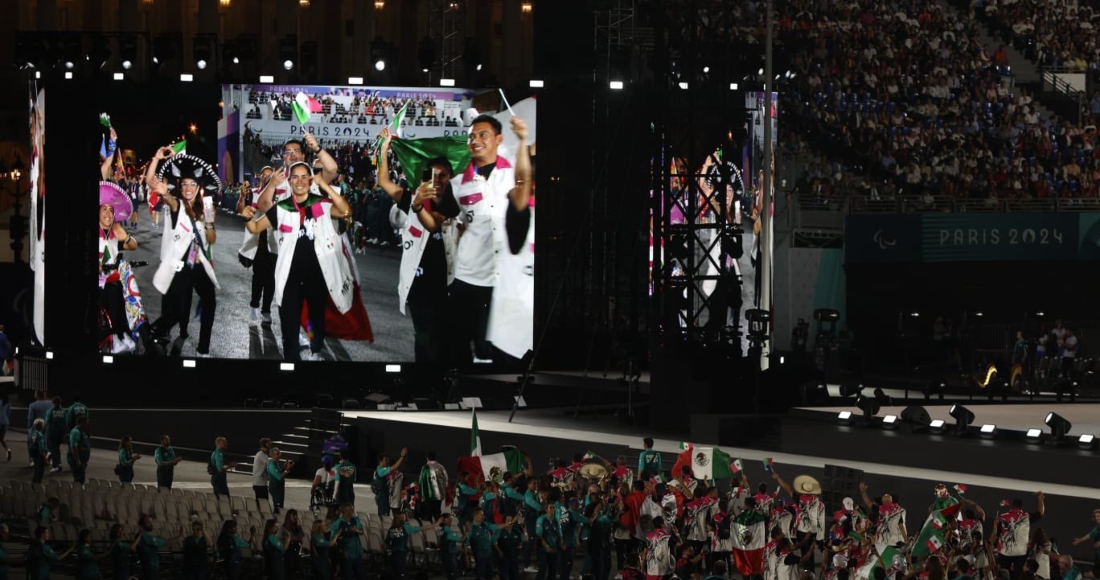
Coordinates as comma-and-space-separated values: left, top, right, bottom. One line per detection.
649, 0, 750, 348
426, 0, 465, 83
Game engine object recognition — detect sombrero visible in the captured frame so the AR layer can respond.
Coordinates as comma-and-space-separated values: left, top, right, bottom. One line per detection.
792, 474, 822, 495
578, 463, 609, 481
156, 153, 222, 193
99, 181, 133, 222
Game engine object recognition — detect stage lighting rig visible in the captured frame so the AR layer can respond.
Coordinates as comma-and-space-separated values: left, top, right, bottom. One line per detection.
929, 419, 946, 435
881, 415, 899, 430
1025, 428, 1043, 445
837, 411, 854, 426
1045, 412, 1072, 446
949, 404, 975, 436
1078, 434, 1097, 451
855, 394, 880, 426
979, 424, 997, 439
900, 405, 931, 433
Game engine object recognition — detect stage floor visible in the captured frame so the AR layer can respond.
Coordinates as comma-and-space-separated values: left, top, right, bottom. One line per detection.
796, 402, 1100, 436
343, 408, 1100, 500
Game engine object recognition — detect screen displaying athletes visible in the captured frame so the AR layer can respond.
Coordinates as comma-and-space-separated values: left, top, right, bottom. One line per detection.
28, 85, 46, 346
94, 83, 536, 367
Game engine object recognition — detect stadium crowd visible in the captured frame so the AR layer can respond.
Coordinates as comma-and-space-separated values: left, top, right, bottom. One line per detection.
669, 0, 1100, 208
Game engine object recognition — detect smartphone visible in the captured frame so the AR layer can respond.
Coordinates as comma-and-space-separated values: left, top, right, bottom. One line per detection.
422, 168, 434, 187
202, 196, 215, 223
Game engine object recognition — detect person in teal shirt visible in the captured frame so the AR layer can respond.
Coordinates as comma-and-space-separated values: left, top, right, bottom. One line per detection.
261, 519, 289, 580
130, 514, 183, 580
373, 447, 408, 517
45, 397, 67, 471
182, 520, 212, 580
36, 497, 58, 527
154, 435, 182, 490
536, 501, 562, 580
638, 437, 662, 477
27, 526, 74, 580
64, 398, 89, 431
67, 417, 91, 484
334, 450, 358, 507
583, 498, 614, 580
497, 515, 527, 580
386, 512, 439, 579
30, 419, 47, 484
522, 476, 544, 567
210, 437, 237, 498
438, 513, 463, 580
116, 436, 141, 484
332, 504, 367, 579
467, 507, 504, 580
310, 518, 343, 580
266, 447, 294, 515
76, 528, 109, 580
0, 524, 26, 580
216, 520, 253, 580
556, 497, 584, 580
1070, 509, 1100, 574
108, 524, 131, 580
455, 472, 481, 527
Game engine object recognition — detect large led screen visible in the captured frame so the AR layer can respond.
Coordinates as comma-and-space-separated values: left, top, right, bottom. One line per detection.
95, 83, 536, 365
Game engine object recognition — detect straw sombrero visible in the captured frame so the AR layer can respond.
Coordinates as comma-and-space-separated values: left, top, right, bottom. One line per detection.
792, 474, 822, 495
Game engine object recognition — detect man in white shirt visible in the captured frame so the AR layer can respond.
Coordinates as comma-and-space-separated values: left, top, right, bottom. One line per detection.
436, 114, 532, 367
252, 438, 272, 510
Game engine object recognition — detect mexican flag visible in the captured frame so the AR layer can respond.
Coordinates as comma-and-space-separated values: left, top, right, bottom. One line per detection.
853, 546, 902, 580
691, 446, 735, 480
730, 509, 766, 576
171, 140, 187, 156
457, 449, 525, 483
390, 101, 409, 136
911, 502, 962, 559
291, 92, 322, 125
671, 443, 694, 481
386, 135, 472, 191
731, 458, 744, 474
471, 408, 482, 456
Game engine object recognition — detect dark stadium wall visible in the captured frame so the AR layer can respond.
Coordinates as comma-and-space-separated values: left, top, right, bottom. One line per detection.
846, 260, 1100, 370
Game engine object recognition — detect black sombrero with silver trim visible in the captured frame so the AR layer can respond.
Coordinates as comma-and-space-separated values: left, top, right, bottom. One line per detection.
156, 153, 222, 193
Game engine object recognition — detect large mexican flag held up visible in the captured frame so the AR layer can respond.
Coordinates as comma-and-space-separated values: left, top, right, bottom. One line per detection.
911, 502, 963, 559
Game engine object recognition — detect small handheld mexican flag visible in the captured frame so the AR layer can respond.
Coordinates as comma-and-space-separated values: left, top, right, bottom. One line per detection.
954, 484, 968, 495
764, 457, 775, 473
291, 92, 323, 125
99, 113, 112, 128
926, 534, 944, 553
732, 458, 744, 474
930, 511, 949, 529
171, 140, 187, 157
583, 451, 604, 462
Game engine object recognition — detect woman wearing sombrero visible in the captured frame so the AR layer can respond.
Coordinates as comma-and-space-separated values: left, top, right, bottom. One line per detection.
98, 181, 139, 353
145, 148, 222, 357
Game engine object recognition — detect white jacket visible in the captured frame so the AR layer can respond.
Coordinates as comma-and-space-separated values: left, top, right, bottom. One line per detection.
397, 205, 456, 315
270, 194, 354, 314
153, 203, 220, 294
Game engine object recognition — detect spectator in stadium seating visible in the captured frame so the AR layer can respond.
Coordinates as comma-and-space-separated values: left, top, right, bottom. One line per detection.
45, 396, 66, 472
181, 520, 212, 580
27, 390, 50, 467
1070, 509, 1100, 576
116, 435, 141, 484
253, 438, 272, 509
374, 447, 409, 517
210, 437, 239, 498
154, 435, 182, 490
0, 393, 10, 462
68, 416, 91, 484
